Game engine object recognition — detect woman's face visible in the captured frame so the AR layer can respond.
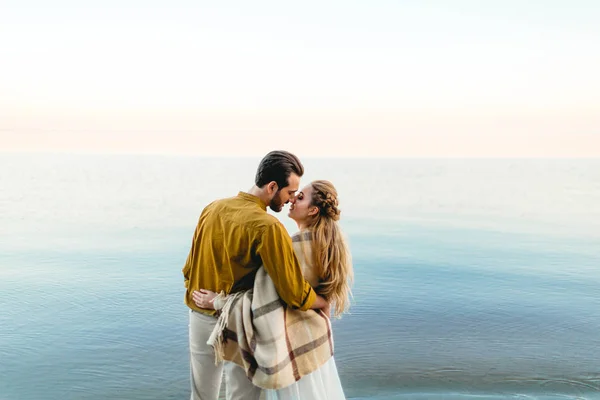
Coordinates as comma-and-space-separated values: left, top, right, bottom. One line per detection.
288, 184, 318, 225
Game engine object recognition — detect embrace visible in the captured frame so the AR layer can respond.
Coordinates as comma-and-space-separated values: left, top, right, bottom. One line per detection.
182, 150, 354, 399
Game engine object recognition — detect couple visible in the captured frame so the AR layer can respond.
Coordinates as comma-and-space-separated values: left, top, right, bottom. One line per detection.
182, 150, 353, 399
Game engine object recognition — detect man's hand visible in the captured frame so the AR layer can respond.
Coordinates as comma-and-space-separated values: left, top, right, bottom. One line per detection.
311, 294, 331, 317
192, 289, 217, 310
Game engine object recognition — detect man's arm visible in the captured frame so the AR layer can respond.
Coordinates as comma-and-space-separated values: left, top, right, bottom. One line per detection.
257, 222, 318, 311
311, 295, 328, 309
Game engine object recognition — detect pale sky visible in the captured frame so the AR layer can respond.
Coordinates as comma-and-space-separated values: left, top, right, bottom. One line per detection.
1, 0, 599, 157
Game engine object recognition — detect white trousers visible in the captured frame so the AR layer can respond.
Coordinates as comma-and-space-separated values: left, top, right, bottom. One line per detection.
189, 310, 262, 400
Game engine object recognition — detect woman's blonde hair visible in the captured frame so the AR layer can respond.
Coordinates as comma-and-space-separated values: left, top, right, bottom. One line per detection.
303, 180, 353, 317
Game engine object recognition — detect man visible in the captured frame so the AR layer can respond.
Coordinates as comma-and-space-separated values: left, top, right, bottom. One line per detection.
182, 150, 329, 400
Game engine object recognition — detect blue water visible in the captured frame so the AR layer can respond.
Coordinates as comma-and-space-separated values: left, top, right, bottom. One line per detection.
1, 154, 599, 399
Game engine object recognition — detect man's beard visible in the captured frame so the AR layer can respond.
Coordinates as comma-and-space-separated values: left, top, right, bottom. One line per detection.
269, 196, 284, 212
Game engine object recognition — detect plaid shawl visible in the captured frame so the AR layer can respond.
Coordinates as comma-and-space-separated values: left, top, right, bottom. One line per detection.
207, 231, 334, 390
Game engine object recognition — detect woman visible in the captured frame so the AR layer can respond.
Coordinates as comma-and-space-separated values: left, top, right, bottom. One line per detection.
193, 180, 353, 399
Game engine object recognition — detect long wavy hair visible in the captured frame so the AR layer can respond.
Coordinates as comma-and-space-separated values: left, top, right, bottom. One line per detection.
302, 180, 353, 317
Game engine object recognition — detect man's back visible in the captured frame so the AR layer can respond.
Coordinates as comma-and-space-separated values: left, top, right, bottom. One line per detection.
183, 192, 315, 315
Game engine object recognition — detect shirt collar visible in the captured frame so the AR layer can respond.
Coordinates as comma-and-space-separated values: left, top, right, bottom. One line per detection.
237, 191, 267, 211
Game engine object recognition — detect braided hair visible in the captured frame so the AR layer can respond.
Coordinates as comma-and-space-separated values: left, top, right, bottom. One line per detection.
305, 180, 353, 317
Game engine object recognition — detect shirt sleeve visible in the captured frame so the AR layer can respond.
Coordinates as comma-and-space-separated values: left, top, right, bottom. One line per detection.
257, 222, 316, 310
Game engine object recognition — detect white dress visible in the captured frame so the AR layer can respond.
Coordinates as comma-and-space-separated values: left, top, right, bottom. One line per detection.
262, 356, 346, 400
263, 231, 347, 399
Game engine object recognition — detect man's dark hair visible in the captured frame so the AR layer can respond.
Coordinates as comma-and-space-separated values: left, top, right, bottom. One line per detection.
255, 150, 304, 189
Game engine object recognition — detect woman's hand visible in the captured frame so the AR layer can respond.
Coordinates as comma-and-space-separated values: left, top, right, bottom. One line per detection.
192, 289, 218, 310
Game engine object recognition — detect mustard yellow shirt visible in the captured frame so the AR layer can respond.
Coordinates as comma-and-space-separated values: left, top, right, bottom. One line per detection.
182, 192, 316, 315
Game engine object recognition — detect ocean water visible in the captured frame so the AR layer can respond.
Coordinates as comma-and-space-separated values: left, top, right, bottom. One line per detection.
1, 153, 599, 400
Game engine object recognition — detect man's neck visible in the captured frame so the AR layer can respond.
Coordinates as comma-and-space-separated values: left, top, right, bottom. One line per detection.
247, 185, 269, 206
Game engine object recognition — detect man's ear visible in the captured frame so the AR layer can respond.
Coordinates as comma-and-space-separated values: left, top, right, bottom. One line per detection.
267, 181, 278, 195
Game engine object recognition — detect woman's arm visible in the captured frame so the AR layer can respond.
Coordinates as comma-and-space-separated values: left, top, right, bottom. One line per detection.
194, 289, 330, 315
192, 289, 218, 310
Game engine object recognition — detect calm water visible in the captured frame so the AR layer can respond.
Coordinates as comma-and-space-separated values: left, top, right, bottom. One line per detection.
1, 154, 600, 400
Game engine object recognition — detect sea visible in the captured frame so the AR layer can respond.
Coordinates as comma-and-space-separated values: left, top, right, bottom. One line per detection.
1, 153, 599, 400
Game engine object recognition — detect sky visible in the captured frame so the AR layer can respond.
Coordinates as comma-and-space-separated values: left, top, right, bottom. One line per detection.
1, 0, 599, 157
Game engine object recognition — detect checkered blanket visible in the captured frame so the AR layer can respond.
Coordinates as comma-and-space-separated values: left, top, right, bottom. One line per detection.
207, 235, 333, 390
